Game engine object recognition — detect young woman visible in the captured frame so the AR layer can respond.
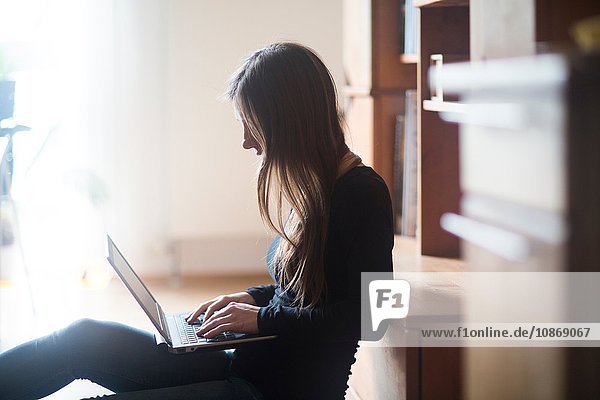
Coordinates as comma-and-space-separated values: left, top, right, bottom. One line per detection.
0, 42, 393, 400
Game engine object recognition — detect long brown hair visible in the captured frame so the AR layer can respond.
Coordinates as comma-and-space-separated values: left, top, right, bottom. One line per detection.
227, 43, 350, 307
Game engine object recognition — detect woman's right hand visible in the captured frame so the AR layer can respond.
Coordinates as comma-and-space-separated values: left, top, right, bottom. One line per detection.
186, 291, 256, 324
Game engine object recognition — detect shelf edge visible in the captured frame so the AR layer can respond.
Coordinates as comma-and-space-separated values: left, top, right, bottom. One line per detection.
414, 0, 469, 8
422, 99, 468, 113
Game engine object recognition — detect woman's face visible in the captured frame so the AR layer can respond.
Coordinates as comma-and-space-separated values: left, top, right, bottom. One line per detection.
235, 105, 262, 156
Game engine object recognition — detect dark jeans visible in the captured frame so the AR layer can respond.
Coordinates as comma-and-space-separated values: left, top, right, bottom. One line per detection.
0, 318, 264, 400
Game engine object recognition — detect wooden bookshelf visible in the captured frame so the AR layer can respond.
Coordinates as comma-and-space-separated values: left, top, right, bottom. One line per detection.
343, 0, 416, 201
425, 2, 600, 400
344, 1, 600, 400
418, 4, 469, 258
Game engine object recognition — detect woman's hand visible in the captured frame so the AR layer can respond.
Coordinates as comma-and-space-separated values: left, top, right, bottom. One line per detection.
196, 302, 260, 338
186, 291, 256, 325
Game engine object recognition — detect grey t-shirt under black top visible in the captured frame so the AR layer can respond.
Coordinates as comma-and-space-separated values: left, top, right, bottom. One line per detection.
231, 166, 394, 400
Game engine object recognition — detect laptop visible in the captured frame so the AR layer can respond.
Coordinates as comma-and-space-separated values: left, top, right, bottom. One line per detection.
106, 235, 277, 354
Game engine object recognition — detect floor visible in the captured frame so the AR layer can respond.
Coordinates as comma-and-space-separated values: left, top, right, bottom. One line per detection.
0, 241, 271, 399
1, 235, 462, 399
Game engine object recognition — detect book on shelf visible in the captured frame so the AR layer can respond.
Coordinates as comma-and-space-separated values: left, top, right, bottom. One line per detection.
393, 114, 405, 233
401, 89, 418, 237
397, 0, 406, 54
403, 0, 420, 56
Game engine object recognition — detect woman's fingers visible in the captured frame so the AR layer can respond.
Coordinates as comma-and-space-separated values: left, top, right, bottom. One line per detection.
186, 300, 210, 323
186, 296, 224, 323
186, 295, 233, 324
197, 313, 235, 337
196, 302, 259, 338
204, 297, 230, 321
200, 322, 237, 339
200, 303, 234, 329
186, 292, 258, 325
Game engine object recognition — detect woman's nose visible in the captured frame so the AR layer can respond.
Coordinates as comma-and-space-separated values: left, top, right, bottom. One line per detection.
242, 138, 255, 150
242, 127, 258, 150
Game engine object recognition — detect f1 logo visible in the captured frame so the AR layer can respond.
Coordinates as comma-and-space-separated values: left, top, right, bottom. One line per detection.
369, 280, 411, 331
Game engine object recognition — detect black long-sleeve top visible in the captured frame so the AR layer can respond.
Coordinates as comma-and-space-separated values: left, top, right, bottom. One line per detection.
231, 166, 394, 400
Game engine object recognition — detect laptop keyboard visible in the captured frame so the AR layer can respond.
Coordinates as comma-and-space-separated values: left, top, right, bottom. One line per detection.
175, 313, 238, 344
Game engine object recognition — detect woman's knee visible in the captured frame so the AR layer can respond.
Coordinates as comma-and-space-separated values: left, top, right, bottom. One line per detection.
61, 318, 106, 342
59, 319, 127, 373
59, 318, 121, 352
61, 318, 154, 356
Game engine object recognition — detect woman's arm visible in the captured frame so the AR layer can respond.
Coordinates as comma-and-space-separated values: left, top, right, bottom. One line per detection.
257, 229, 392, 340
245, 284, 276, 307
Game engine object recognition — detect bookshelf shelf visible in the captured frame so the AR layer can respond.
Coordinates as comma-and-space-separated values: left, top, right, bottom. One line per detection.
414, 0, 469, 8
422, 100, 467, 113
400, 54, 419, 64
342, 86, 371, 97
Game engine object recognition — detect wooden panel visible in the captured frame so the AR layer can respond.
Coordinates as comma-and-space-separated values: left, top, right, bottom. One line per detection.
566, 348, 600, 400
418, 7, 469, 257
420, 101, 462, 256
415, 0, 469, 7
536, 0, 600, 45
465, 347, 565, 400
422, 347, 462, 400
565, 37, 600, 276
373, 95, 405, 197
405, 347, 420, 400
565, 52, 600, 400
372, 0, 417, 89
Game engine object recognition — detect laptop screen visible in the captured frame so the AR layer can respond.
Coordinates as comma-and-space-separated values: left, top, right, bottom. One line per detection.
106, 236, 163, 331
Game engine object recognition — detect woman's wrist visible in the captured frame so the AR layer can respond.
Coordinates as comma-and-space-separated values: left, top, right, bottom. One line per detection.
237, 291, 257, 305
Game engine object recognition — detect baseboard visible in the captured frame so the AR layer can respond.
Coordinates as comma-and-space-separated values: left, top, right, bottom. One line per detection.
173, 235, 273, 275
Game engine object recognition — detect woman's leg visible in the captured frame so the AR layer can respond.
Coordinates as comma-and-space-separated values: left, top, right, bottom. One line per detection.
0, 318, 232, 400
81, 377, 264, 400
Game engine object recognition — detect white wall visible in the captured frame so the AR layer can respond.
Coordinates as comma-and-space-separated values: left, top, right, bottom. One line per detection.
105, 0, 171, 276
166, 0, 344, 238
163, 0, 344, 274
0, 1, 344, 278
